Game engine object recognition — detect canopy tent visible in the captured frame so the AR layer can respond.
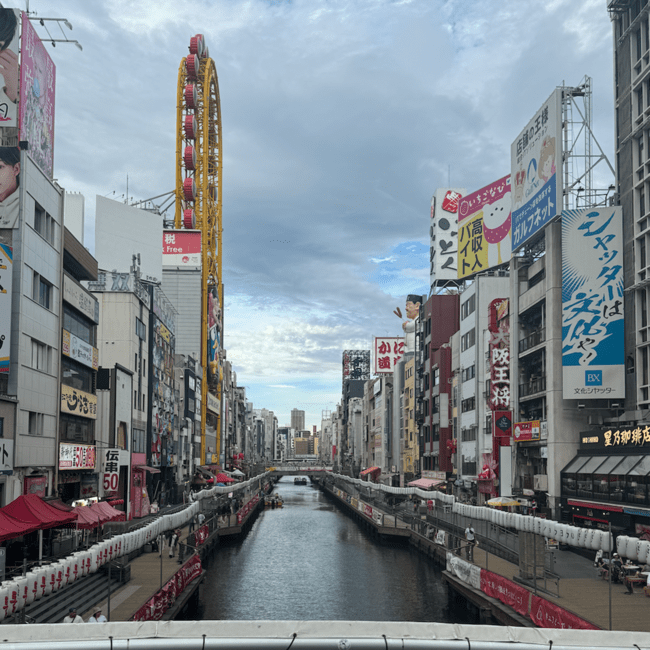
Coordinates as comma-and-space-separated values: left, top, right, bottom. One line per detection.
0, 494, 77, 541
407, 478, 444, 490
487, 496, 521, 507
74, 501, 125, 530
230, 469, 245, 477
360, 467, 381, 479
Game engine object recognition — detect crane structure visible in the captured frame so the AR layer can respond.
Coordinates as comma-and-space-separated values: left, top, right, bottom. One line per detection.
174, 34, 223, 466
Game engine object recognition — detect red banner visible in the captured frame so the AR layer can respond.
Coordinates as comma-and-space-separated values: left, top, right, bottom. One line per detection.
131, 554, 202, 621
194, 524, 208, 546
236, 494, 259, 525
529, 595, 598, 630
480, 570, 530, 617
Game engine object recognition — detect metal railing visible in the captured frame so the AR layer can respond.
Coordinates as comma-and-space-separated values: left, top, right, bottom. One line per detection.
518, 328, 546, 353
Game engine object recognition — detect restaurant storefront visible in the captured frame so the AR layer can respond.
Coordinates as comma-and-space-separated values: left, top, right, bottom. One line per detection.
560, 428, 650, 535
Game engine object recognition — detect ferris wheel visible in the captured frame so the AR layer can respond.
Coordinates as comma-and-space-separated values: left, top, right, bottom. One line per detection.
175, 33, 223, 461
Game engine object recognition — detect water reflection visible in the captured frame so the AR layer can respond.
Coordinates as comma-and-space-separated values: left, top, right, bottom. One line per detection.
198, 478, 475, 623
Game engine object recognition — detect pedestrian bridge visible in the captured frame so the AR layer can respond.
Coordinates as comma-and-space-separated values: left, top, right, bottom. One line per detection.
265, 464, 332, 477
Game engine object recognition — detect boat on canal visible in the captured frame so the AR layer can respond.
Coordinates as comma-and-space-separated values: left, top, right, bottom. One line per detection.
265, 494, 284, 508
294, 477, 308, 485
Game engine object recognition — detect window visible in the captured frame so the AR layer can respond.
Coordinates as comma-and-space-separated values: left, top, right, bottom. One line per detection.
33, 204, 55, 244
28, 412, 44, 436
461, 396, 476, 413
31, 339, 51, 373
462, 365, 476, 382
135, 318, 146, 341
63, 306, 95, 346
132, 428, 146, 453
461, 294, 476, 321
62, 357, 94, 392
462, 426, 477, 441
59, 413, 93, 443
462, 458, 477, 476
461, 328, 476, 351
32, 272, 52, 310
433, 368, 439, 386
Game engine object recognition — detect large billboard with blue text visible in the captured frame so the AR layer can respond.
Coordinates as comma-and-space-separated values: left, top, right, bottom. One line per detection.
562, 207, 624, 399
511, 89, 562, 251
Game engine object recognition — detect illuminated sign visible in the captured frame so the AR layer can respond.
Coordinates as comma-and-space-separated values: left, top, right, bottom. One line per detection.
62, 329, 98, 370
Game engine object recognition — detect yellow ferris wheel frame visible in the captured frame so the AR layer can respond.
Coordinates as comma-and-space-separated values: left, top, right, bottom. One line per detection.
175, 46, 223, 466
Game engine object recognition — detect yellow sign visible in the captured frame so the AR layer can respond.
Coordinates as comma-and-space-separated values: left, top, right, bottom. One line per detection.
605, 427, 650, 447
60, 385, 97, 419
458, 213, 488, 279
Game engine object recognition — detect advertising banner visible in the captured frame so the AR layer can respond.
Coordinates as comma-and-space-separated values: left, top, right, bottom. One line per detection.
513, 420, 540, 442
19, 12, 56, 178
430, 188, 465, 286
480, 570, 530, 617
0, 10, 20, 130
457, 175, 511, 279
342, 349, 370, 383
0, 243, 12, 372
373, 336, 404, 374
488, 299, 510, 411
529, 594, 598, 630
60, 384, 97, 419
62, 329, 98, 370
511, 89, 562, 251
162, 229, 201, 268
562, 207, 624, 399
446, 552, 481, 589
59, 443, 96, 470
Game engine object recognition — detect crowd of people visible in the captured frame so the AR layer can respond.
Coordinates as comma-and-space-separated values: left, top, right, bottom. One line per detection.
63, 607, 107, 624
595, 549, 650, 593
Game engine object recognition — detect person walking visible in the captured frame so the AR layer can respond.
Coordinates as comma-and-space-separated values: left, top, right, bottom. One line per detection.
63, 607, 84, 624
465, 522, 476, 562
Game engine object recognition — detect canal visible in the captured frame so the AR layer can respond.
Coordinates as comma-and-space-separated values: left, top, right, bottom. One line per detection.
197, 478, 477, 623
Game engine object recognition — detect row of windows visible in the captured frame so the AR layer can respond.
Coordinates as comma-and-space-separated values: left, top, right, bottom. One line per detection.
62, 356, 94, 393
132, 428, 146, 453
60, 413, 93, 444
461, 426, 477, 441
34, 203, 56, 246
32, 271, 52, 310
64, 305, 96, 346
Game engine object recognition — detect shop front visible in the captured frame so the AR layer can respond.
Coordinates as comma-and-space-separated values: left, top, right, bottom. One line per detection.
58, 443, 96, 503
560, 428, 650, 535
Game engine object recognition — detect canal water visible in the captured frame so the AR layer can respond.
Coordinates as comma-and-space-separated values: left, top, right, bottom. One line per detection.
198, 478, 476, 623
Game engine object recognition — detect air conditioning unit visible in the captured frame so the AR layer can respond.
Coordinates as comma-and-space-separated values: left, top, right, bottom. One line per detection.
534, 474, 548, 491
193, 457, 201, 465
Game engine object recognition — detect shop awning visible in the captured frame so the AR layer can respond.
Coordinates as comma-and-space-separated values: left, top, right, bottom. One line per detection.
408, 478, 444, 489
1, 494, 77, 535
74, 505, 104, 530
95, 501, 125, 522
136, 465, 161, 474
360, 466, 381, 478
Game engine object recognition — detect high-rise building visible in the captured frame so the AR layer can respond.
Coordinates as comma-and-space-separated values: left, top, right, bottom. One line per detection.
290, 408, 305, 431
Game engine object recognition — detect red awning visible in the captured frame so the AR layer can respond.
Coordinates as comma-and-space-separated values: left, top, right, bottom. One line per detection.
0, 494, 77, 540
215, 473, 235, 483
74, 505, 104, 530
408, 478, 444, 489
95, 501, 125, 522
360, 466, 381, 478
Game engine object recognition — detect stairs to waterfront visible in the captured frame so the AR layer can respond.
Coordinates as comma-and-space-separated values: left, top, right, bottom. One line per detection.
11, 569, 124, 625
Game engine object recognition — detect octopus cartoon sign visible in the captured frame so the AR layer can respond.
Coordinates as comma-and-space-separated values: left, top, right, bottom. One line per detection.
457, 175, 511, 279
510, 88, 562, 251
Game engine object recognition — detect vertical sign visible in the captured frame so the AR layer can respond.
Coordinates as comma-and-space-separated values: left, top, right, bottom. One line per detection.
488, 299, 510, 411
19, 13, 56, 178
430, 188, 465, 287
102, 448, 120, 495
373, 337, 404, 375
511, 89, 562, 251
457, 175, 511, 279
0, 244, 12, 373
562, 207, 625, 399
0, 9, 21, 130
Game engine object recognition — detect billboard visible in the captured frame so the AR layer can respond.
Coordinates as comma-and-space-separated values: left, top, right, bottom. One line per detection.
62, 329, 98, 370
457, 175, 511, 279
430, 188, 465, 286
60, 385, 97, 419
342, 350, 370, 384
19, 13, 56, 178
562, 207, 625, 399
511, 89, 562, 251
207, 284, 221, 388
513, 420, 540, 442
0, 243, 12, 373
59, 443, 95, 470
373, 337, 404, 374
162, 229, 201, 268
0, 9, 20, 129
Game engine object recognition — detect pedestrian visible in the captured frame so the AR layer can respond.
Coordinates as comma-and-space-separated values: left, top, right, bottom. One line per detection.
87, 608, 107, 623
156, 532, 165, 556
465, 522, 476, 562
169, 527, 181, 558
188, 514, 196, 533
63, 607, 84, 624
198, 512, 205, 527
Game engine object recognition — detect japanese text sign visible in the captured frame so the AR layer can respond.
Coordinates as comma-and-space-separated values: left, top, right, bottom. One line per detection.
511, 89, 562, 251
430, 187, 465, 287
60, 385, 97, 419
562, 207, 624, 399
59, 443, 96, 470
373, 337, 404, 375
62, 329, 98, 370
162, 229, 201, 268
513, 420, 540, 442
102, 448, 121, 495
488, 299, 510, 410
457, 175, 511, 279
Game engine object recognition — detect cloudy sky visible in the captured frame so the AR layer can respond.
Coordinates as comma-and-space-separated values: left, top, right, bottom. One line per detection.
38, 0, 615, 429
